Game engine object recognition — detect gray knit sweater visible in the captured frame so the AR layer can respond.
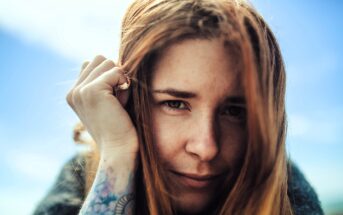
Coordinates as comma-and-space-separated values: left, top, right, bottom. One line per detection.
32, 154, 324, 215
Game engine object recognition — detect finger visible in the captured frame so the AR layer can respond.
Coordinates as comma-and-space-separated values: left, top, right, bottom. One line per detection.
91, 67, 130, 106
80, 61, 90, 72
116, 79, 131, 107
75, 55, 107, 86
79, 59, 116, 87
93, 67, 128, 87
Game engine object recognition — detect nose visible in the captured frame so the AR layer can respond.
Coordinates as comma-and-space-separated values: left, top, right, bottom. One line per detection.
185, 114, 219, 162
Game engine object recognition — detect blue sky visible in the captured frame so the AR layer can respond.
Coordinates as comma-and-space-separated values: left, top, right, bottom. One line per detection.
0, 0, 342, 214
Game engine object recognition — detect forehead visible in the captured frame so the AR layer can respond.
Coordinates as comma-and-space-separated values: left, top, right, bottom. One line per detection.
151, 38, 243, 100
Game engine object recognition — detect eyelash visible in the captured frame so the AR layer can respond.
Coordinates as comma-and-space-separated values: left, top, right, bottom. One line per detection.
160, 100, 246, 121
221, 106, 247, 122
161, 100, 190, 111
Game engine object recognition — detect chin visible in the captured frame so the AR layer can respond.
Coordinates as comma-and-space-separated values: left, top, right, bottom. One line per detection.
173, 192, 216, 215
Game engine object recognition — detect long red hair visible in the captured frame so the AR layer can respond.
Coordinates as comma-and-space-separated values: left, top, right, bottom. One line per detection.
75, 0, 292, 214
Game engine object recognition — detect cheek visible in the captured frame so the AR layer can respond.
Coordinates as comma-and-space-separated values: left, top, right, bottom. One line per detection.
151, 111, 186, 160
220, 124, 247, 165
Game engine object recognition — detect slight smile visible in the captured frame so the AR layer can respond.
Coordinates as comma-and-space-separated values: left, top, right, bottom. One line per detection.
170, 170, 225, 189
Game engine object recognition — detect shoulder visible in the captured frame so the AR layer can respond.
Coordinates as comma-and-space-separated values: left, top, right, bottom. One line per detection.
33, 153, 87, 215
287, 161, 324, 215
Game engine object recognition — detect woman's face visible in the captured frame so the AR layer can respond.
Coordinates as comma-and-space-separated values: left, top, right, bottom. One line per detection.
150, 38, 246, 214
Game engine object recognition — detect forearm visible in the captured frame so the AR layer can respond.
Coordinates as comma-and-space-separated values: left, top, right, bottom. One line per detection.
79, 153, 137, 215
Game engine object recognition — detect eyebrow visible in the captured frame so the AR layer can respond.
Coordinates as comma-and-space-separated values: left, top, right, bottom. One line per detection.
225, 96, 246, 105
152, 88, 246, 104
152, 88, 197, 99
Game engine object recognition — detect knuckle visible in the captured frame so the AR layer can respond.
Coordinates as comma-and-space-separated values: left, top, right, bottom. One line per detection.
78, 84, 99, 107
103, 59, 116, 67
79, 85, 94, 99
81, 61, 89, 69
93, 55, 106, 62
104, 68, 123, 82
111, 67, 124, 76
66, 91, 73, 106
66, 86, 85, 106
66, 88, 80, 107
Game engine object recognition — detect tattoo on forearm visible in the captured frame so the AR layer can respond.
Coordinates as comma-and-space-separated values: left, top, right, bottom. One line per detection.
80, 166, 135, 215
115, 193, 135, 214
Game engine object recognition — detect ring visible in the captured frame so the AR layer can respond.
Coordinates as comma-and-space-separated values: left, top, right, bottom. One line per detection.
117, 75, 131, 90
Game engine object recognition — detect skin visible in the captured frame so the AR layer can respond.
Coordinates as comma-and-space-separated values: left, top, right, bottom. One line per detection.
71, 38, 246, 215
151, 38, 247, 214
78, 155, 136, 215
67, 55, 138, 215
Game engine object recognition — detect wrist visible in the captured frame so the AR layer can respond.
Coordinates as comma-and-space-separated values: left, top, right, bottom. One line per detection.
99, 135, 139, 157
99, 145, 138, 169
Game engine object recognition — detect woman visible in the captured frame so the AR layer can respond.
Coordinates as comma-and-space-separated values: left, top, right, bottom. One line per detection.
33, 0, 323, 214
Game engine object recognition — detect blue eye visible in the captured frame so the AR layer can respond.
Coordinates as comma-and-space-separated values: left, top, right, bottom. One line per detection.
161, 100, 189, 111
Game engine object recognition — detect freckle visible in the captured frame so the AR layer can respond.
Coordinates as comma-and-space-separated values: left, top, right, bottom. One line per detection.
108, 167, 114, 174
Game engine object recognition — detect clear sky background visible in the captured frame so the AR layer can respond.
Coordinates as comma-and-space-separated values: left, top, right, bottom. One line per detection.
0, 0, 342, 214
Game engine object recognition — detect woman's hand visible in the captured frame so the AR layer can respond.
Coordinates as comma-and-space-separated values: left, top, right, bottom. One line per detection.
66, 55, 138, 156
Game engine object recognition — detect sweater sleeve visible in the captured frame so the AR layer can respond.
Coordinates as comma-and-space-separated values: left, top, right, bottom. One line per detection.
33, 154, 323, 215
32, 154, 86, 215
288, 162, 324, 215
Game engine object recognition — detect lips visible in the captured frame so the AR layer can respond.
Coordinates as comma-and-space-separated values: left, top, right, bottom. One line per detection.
170, 170, 224, 189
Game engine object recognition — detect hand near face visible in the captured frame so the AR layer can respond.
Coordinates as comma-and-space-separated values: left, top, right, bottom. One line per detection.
66, 55, 138, 157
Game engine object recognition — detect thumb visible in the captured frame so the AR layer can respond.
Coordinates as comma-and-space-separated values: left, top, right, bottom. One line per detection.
116, 88, 130, 107
114, 75, 131, 107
